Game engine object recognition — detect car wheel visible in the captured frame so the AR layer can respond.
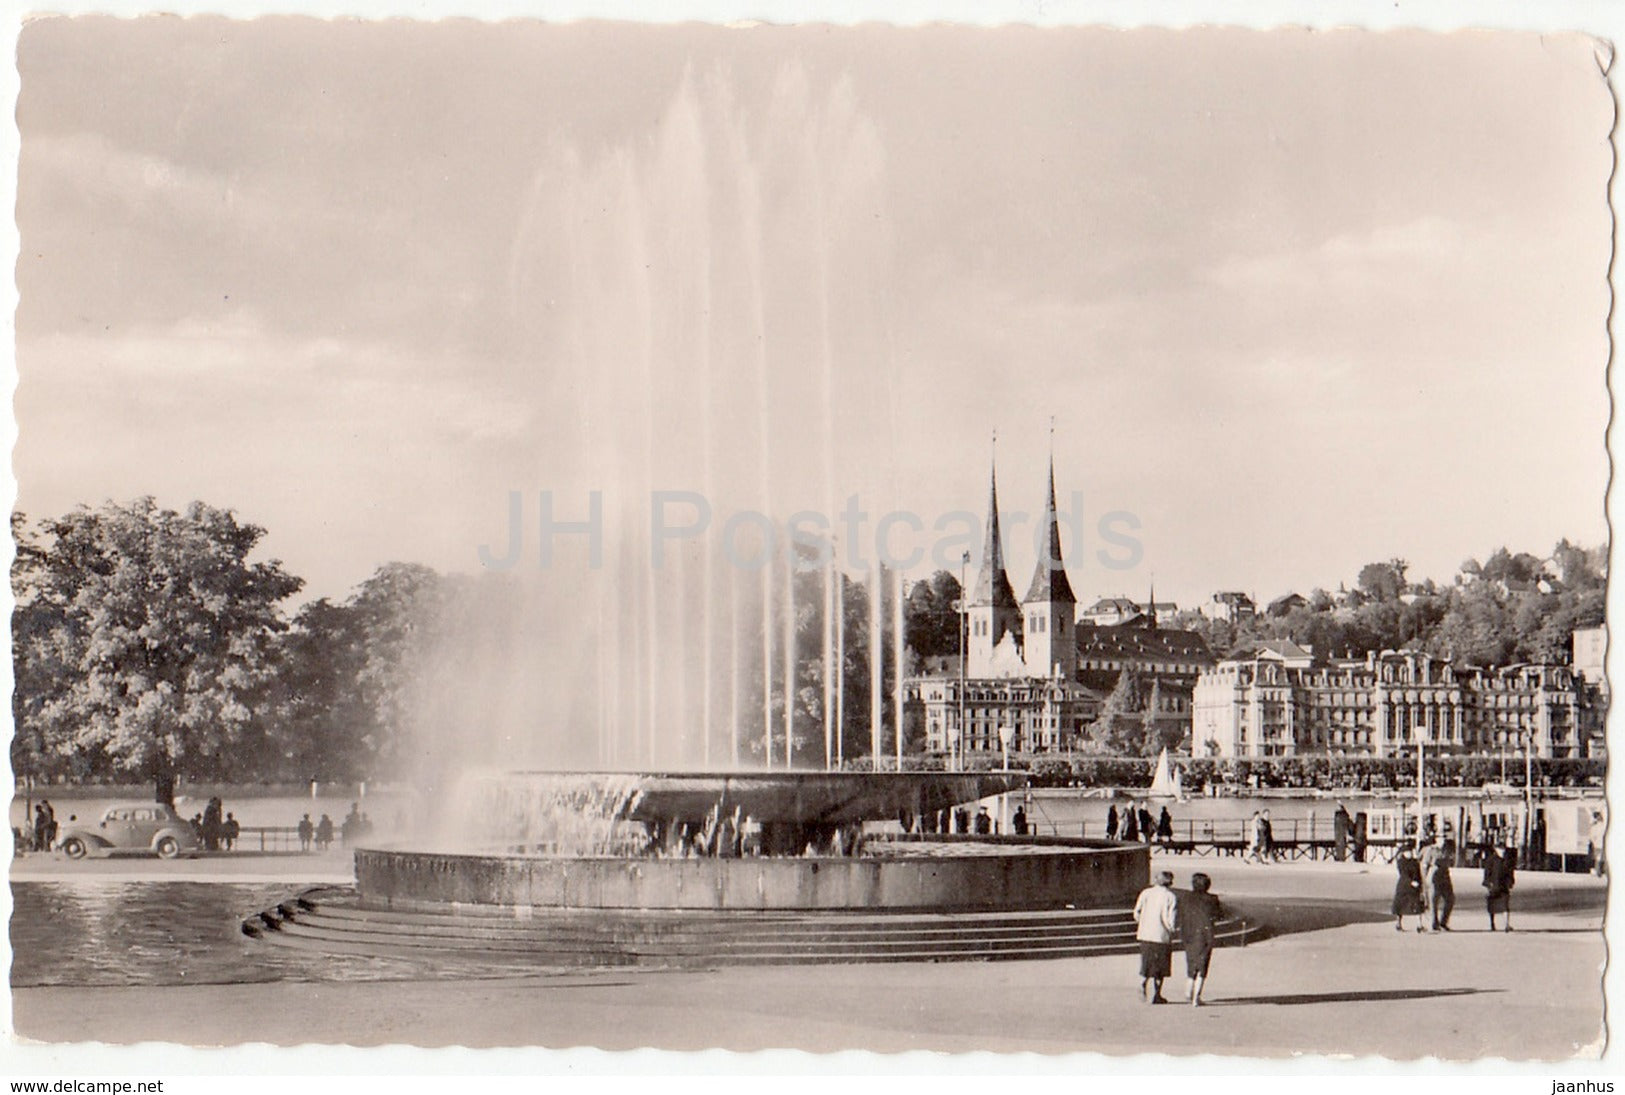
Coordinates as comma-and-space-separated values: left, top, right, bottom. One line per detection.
60, 837, 87, 859
154, 836, 181, 859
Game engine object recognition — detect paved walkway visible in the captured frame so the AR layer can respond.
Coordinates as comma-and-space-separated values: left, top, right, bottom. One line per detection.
9, 847, 356, 885
11, 854, 1605, 1059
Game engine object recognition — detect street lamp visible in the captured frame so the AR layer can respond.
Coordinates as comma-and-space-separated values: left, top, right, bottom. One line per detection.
957, 550, 969, 774
997, 716, 1014, 834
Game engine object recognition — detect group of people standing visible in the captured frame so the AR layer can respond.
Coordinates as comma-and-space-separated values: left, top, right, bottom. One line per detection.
1392, 838, 1518, 932
1132, 870, 1224, 1006
1107, 801, 1173, 843
187, 796, 239, 851
29, 800, 57, 852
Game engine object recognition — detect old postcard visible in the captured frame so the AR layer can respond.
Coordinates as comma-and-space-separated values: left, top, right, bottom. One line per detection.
4, 5, 1616, 1082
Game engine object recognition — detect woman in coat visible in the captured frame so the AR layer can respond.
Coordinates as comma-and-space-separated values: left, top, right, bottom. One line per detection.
1483, 844, 1516, 931
1392, 844, 1427, 931
1106, 804, 1120, 840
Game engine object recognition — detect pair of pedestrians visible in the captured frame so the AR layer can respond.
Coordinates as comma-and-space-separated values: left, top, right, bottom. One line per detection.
1132, 871, 1223, 1007
1393, 839, 1455, 932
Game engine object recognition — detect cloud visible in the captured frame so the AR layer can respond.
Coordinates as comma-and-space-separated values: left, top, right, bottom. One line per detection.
17, 320, 534, 452
1203, 215, 1471, 295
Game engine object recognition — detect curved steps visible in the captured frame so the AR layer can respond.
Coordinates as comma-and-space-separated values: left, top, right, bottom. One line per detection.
244, 888, 1260, 969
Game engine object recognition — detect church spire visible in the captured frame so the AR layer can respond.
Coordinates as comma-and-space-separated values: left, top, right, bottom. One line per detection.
1146, 577, 1159, 631
972, 433, 1020, 615
1024, 448, 1077, 605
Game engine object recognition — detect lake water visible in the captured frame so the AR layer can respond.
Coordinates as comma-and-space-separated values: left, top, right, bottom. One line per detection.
9, 881, 562, 987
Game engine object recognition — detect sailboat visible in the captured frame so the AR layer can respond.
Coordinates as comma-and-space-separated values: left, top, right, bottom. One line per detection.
1148, 748, 1186, 802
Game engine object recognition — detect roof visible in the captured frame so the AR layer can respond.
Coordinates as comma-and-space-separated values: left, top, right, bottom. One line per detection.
970, 464, 1021, 612
1075, 621, 1216, 663
1084, 597, 1141, 614
1022, 457, 1077, 605
1252, 639, 1315, 662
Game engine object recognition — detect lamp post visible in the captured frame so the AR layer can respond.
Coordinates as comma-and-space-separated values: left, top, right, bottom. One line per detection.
997, 717, 1014, 834
957, 550, 969, 774
1523, 723, 1535, 862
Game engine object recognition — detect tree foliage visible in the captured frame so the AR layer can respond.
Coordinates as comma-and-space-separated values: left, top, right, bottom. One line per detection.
13, 500, 303, 800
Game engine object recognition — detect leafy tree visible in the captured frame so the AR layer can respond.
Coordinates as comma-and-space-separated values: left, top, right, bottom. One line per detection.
15, 499, 302, 803
1088, 669, 1145, 755
267, 597, 373, 782
1479, 547, 1544, 587
1357, 559, 1408, 602
904, 569, 964, 660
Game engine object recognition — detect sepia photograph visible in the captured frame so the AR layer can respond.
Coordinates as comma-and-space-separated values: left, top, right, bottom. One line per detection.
4, 6, 1616, 1073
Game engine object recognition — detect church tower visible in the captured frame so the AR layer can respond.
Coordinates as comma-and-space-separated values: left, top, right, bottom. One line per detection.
1022, 453, 1078, 679
967, 452, 1024, 677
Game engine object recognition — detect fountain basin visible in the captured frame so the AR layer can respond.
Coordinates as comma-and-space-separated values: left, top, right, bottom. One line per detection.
355, 835, 1147, 913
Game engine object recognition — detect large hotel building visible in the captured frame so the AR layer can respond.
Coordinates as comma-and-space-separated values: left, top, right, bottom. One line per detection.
1192, 644, 1595, 760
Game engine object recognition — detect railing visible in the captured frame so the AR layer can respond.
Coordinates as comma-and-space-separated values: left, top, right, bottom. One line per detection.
225, 826, 355, 853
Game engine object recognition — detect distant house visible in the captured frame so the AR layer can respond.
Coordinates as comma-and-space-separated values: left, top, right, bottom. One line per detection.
1572, 625, 1606, 689
1201, 591, 1256, 623
1265, 592, 1308, 618
1248, 638, 1316, 669
1079, 596, 1177, 626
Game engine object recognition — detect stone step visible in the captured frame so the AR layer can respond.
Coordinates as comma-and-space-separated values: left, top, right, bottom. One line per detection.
285, 907, 1143, 945
254, 921, 1255, 969
244, 893, 1258, 968
269, 913, 1182, 954
310, 894, 1139, 930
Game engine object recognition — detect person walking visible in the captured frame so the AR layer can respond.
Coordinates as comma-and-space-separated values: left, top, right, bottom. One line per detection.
1333, 801, 1353, 862
31, 803, 49, 854
1138, 804, 1155, 844
1120, 803, 1140, 843
1180, 872, 1224, 1007
1106, 804, 1120, 840
1155, 806, 1173, 845
1011, 806, 1028, 837
1244, 811, 1263, 864
1425, 839, 1455, 931
41, 800, 57, 850
1260, 809, 1278, 862
1133, 870, 1179, 1004
297, 813, 314, 853
1483, 841, 1516, 932
316, 813, 335, 851
223, 812, 240, 852
1392, 843, 1427, 932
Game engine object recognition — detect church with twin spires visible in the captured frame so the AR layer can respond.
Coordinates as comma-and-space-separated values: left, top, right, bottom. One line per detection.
916, 454, 1100, 757
914, 449, 1215, 758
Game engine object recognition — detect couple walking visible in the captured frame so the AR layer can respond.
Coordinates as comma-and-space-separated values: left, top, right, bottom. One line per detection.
1133, 870, 1223, 1007
1392, 837, 1455, 932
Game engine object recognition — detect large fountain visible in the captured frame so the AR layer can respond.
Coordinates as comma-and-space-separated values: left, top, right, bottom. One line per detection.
244, 67, 1247, 968
245, 768, 1169, 967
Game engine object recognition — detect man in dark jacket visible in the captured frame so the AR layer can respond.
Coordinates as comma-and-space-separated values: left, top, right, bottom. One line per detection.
1333, 802, 1353, 862
1483, 842, 1516, 932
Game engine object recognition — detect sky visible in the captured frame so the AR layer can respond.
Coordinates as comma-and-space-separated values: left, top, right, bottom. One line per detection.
13, 19, 1614, 611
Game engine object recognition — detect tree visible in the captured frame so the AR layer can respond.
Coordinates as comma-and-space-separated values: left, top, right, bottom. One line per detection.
903, 569, 963, 660
15, 499, 303, 803
1357, 559, 1407, 602
1088, 669, 1145, 755
267, 597, 373, 782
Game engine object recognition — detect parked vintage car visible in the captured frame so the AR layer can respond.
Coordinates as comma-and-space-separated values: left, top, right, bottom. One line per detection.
54, 803, 202, 859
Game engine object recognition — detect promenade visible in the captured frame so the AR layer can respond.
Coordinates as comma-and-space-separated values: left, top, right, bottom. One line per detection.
10, 852, 1606, 1059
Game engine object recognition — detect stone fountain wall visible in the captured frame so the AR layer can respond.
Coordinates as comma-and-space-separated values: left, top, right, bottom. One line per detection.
353, 838, 1149, 913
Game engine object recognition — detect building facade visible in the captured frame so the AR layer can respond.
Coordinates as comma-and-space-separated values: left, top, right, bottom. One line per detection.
1193, 648, 1591, 759
1201, 591, 1257, 623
